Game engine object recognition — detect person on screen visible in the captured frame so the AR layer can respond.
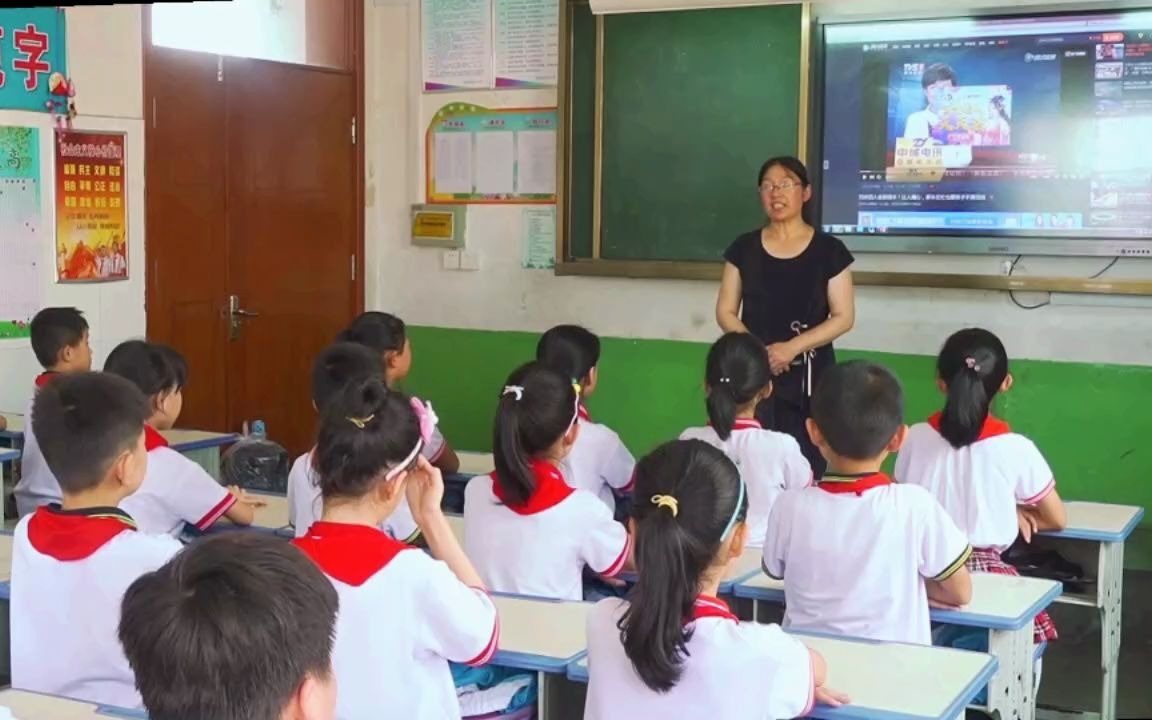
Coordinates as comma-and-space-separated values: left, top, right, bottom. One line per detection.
904, 63, 957, 142
985, 95, 1011, 145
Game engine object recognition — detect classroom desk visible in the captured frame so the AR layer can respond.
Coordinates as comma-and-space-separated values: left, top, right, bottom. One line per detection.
733, 571, 1061, 720
620, 546, 762, 595
1033, 501, 1145, 720
0, 414, 22, 443
0, 450, 18, 467
0, 689, 142, 720
566, 630, 998, 720
492, 594, 591, 720
457, 451, 494, 476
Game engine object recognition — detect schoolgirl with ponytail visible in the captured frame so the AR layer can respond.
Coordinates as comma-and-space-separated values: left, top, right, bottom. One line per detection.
584, 439, 844, 719
292, 376, 499, 720
680, 332, 812, 547
463, 361, 632, 601
896, 328, 1066, 658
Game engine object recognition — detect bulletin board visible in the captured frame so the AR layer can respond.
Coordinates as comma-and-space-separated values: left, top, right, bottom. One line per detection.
426, 103, 558, 205
0, 125, 44, 339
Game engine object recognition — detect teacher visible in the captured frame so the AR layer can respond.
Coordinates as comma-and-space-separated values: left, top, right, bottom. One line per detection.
715, 156, 856, 477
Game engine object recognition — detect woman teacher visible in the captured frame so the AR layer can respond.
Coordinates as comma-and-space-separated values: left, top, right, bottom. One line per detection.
716, 156, 856, 477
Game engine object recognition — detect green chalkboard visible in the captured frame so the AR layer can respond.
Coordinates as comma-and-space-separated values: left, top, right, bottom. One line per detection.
565, 2, 804, 262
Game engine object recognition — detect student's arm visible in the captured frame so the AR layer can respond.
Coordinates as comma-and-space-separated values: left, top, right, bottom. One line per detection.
926, 566, 972, 609
716, 262, 751, 334
168, 452, 255, 530
1018, 489, 1067, 541
407, 456, 484, 589
223, 486, 258, 526
580, 495, 633, 578
601, 432, 636, 494
761, 496, 791, 578
433, 444, 461, 474
1014, 440, 1065, 540
919, 491, 973, 608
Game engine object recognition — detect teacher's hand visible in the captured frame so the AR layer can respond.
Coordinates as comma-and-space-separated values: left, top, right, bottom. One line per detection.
766, 342, 799, 376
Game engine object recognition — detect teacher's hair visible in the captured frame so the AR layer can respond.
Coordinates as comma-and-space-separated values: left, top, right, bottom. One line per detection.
758, 156, 813, 224
705, 332, 771, 441
618, 440, 746, 692
936, 328, 1009, 449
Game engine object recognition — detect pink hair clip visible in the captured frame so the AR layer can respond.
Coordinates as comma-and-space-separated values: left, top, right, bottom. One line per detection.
964, 357, 981, 372
409, 397, 438, 444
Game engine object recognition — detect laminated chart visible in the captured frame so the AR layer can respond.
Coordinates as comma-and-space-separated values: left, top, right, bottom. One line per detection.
0, 126, 44, 339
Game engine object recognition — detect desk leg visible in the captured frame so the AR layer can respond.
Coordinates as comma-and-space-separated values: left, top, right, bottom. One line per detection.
538, 670, 550, 720
1098, 540, 1124, 720
986, 626, 1033, 720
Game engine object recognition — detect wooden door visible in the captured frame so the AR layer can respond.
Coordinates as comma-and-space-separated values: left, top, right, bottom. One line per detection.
224, 58, 358, 455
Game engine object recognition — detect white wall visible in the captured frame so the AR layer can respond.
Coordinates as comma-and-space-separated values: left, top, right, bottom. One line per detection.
365, 0, 1152, 367
0, 5, 146, 413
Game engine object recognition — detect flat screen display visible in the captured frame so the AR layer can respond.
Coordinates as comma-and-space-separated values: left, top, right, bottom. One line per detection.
819, 11, 1152, 248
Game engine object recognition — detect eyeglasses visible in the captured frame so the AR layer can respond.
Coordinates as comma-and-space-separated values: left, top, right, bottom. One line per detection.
760, 180, 802, 193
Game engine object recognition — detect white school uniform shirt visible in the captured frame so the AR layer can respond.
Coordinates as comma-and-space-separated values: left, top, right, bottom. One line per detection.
11, 506, 182, 708
14, 374, 63, 517
561, 405, 635, 512
679, 419, 812, 548
895, 414, 1056, 551
585, 596, 814, 720
904, 108, 940, 139
119, 426, 237, 537
293, 522, 498, 720
763, 474, 972, 645
287, 448, 420, 541
464, 460, 631, 601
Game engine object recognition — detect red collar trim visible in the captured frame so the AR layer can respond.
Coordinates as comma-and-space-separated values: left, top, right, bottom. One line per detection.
817, 472, 892, 496
292, 522, 413, 587
690, 595, 738, 622
732, 418, 762, 431
491, 460, 575, 515
144, 425, 169, 451
577, 404, 591, 422
927, 412, 1011, 442
34, 372, 57, 389
27, 505, 137, 561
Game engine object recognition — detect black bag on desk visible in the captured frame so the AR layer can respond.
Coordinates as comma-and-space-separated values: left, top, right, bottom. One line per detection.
221, 438, 290, 494
1002, 539, 1093, 594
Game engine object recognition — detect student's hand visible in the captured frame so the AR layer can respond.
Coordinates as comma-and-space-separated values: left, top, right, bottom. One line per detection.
597, 574, 627, 588
766, 342, 797, 375
228, 485, 267, 508
1017, 507, 1039, 543
814, 686, 850, 707
406, 455, 445, 529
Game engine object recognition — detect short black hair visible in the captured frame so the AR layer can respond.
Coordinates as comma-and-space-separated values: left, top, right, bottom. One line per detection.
120, 533, 338, 720
104, 340, 187, 398
810, 360, 904, 460
337, 311, 407, 355
31, 372, 150, 493
536, 325, 601, 383
922, 63, 957, 88
311, 342, 383, 411
29, 307, 88, 368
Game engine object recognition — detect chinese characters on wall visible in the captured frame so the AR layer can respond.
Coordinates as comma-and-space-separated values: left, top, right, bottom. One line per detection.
55, 131, 127, 283
0, 8, 67, 113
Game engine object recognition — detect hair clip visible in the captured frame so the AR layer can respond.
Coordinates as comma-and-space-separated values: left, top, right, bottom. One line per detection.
502, 385, 524, 401
964, 357, 981, 372
572, 381, 582, 395
347, 414, 375, 429
718, 376, 732, 384
651, 494, 679, 517
409, 397, 439, 444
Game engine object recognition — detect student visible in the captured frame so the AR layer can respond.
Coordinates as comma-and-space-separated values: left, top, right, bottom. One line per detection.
680, 332, 811, 547
904, 63, 957, 141
896, 328, 1065, 646
339, 311, 460, 473
104, 340, 259, 536
13, 307, 92, 516
289, 342, 421, 543
464, 362, 631, 600
11, 372, 182, 708
763, 360, 973, 645
293, 376, 498, 720
536, 324, 635, 512
585, 439, 845, 719
120, 533, 339, 720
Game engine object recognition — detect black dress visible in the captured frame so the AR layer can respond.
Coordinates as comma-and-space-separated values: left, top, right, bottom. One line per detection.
723, 229, 854, 477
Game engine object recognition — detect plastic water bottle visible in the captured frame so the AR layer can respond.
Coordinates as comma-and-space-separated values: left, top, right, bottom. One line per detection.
251, 419, 266, 440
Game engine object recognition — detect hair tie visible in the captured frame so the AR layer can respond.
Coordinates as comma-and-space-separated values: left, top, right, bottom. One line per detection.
572, 381, 582, 395
502, 385, 524, 401
718, 376, 732, 384
964, 357, 981, 372
409, 397, 438, 444
651, 494, 679, 517
347, 414, 374, 429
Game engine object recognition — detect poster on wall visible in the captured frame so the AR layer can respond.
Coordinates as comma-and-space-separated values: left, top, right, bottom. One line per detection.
426, 103, 557, 204
0, 126, 44, 339
54, 130, 128, 283
422, 0, 494, 92
494, 0, 559, 88
0, 7, 68, 113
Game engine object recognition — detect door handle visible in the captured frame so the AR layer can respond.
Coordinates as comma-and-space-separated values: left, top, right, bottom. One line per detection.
228, 295, 259, 340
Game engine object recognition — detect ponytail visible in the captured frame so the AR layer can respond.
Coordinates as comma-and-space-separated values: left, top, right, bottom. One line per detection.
936, 329, 1009, 449
619, 440, 745, 692
491, 362, 579, 507
704, 333, 771, 441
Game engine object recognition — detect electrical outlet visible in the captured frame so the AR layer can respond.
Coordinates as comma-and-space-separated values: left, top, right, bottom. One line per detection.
442, 250, 460, 270
459, 250, 481, 271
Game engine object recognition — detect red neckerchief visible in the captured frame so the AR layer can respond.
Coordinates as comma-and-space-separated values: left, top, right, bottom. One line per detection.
293, 522, 413, 587
34, 372, 57, 389
732, 418, 762, 431
144, 425, 169, 451
690, 595, 738, 622
27, 505, 137, 561
927, 412, 1011, 442
491, 460, 575, 515
577, 404, 591, 422
817, 472, 892, 496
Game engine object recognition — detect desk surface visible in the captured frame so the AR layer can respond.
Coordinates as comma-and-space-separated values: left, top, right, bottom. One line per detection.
0, 413, 23, 440
735, 571, 1062, 631
1041, 501, 1145, 542
491, 594, 591, 672
0, 689, 142, 720
457, 451, 493, 476
0, 448, 18, 463
568, 632, 996, 720
250, 493, 289, 531
0, 414, 235, 453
